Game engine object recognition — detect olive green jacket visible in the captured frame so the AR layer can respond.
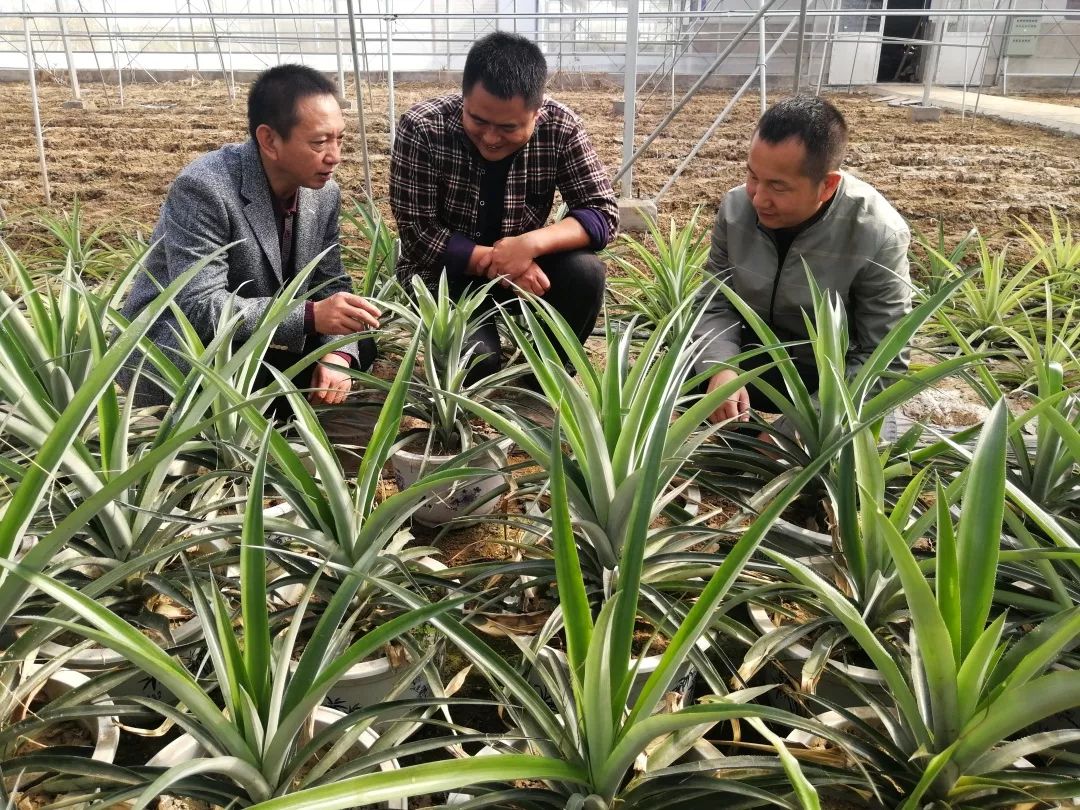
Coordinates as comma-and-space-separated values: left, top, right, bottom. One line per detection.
693, 173, 912, 379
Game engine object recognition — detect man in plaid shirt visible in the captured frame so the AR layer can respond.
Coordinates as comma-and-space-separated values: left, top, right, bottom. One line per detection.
390, 31, 618, 383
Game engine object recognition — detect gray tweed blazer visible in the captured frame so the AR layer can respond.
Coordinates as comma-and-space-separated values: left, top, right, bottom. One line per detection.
121, 139, 358, 404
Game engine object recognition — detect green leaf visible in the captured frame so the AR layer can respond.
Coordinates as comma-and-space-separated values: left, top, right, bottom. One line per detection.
956, 400, 1007, 658
247, 753, 587, 810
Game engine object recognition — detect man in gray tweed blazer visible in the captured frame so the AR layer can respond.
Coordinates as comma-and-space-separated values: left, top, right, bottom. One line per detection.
121, 64, 380, 410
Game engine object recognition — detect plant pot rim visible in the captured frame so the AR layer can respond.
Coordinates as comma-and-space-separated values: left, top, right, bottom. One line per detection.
146, 707, 406, 808
393, 436, 514, 464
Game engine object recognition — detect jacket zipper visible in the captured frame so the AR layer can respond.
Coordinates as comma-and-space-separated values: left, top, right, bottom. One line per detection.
764, 226, 783, 327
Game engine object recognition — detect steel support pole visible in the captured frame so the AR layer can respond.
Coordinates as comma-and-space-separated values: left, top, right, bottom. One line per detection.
621, 0, 640, 197
922, 17, 941, 106
187, 0, 199, 73
334, 0, 346, 95
792, 0, 808, 93
814, 0, 838, 95
387, 12, 396, 147
758, 0, 767, 113
56, 0, 82, 100
207, 0, 235, 101
614, 0, 779, 184
961, 2, 970, 120
76, 0, 107, 96
358, 15, 371, 104
24, 18, 51, 206
655, 12, 799, 202
292, 0, 304, 61
345, 0, 372, 200
106, 1, 124, 105
972, 0, 1005, 125
271, 0, 280, 63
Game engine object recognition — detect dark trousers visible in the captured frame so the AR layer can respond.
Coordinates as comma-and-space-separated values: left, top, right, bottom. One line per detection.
449, 249, 606, 385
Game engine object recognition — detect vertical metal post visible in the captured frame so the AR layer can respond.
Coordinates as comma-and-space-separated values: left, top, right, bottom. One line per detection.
76, 0, 107, 96
621, 0, 640, 198
358, 14, 372, 103
105, 0, 124, 105
922, 18, 940, 106
557, 0, 564, 73
227, 13, 235, 92
961, 1, 970, 120
814, 0, 838, 95
187, 0, 199, 74
24, 18, 51, 206
345, 0, 373, 200
334, 0, 346, 94
387, 10, 396, 147
174, 0, 185, 56
271, 0, 281, 64
56, 0, 83, 101
206, 0, 234, 101
670, 38, 675, 111
758, 0, 767, 113
444, 0, 450, 70
972, 0, 1005, 125
292, 0, 304, 62
792, 0, 808, 94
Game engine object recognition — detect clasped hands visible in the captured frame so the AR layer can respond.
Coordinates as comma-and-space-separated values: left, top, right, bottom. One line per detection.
469, 234, 551, 296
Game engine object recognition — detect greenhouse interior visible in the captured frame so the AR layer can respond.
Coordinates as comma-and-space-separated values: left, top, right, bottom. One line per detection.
1, 0, 1080, 808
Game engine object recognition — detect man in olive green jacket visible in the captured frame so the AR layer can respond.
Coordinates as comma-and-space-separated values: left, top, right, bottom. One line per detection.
694, 96, 911, 425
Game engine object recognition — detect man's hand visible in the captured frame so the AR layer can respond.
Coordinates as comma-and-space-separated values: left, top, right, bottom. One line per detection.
489, 234, 538, 282
309, 353, 352, 406
466, 245, 494, 277
707, 368, 750, 424
312, 292, 381, 335
513, 262, 551, 297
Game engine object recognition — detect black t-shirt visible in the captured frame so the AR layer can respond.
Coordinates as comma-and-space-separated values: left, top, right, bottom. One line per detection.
476, 153, 515, 247
769, 192, 836, 268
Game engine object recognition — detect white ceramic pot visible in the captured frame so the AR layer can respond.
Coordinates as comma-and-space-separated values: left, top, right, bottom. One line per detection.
39, 616, 205, 703
286, 556, 447, 714
390, 441, 509, 528
148, 706, 407, 809
4, 668, 121, 808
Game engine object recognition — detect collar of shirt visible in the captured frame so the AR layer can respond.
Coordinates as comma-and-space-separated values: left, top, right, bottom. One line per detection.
272, 190, 299, 220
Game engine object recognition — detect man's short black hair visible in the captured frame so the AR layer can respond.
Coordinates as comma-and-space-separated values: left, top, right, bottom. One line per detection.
756, 96, 848, 182
248, 64, 337, 141
462, 31, 547, 109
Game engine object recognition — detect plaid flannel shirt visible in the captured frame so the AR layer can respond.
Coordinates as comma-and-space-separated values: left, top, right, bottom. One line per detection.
390, 93, 619, 288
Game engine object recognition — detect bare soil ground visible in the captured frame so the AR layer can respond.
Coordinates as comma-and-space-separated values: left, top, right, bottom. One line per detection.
1, 78, 1078, 248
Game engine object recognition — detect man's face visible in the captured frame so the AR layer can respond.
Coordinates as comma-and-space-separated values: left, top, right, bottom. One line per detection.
461, 82, 539, 162
264, 93, 345, 193
744, 133, 838, 229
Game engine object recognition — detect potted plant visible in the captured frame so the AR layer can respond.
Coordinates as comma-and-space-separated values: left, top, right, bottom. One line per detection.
375, 274, 515, 527
0, 660, 122, 809
0, 430, 464, 808
773, 402, 1080, 808
604, 207, 710, 346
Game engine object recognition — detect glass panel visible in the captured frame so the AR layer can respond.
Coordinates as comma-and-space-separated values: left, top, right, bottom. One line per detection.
838, 0, 883, 34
